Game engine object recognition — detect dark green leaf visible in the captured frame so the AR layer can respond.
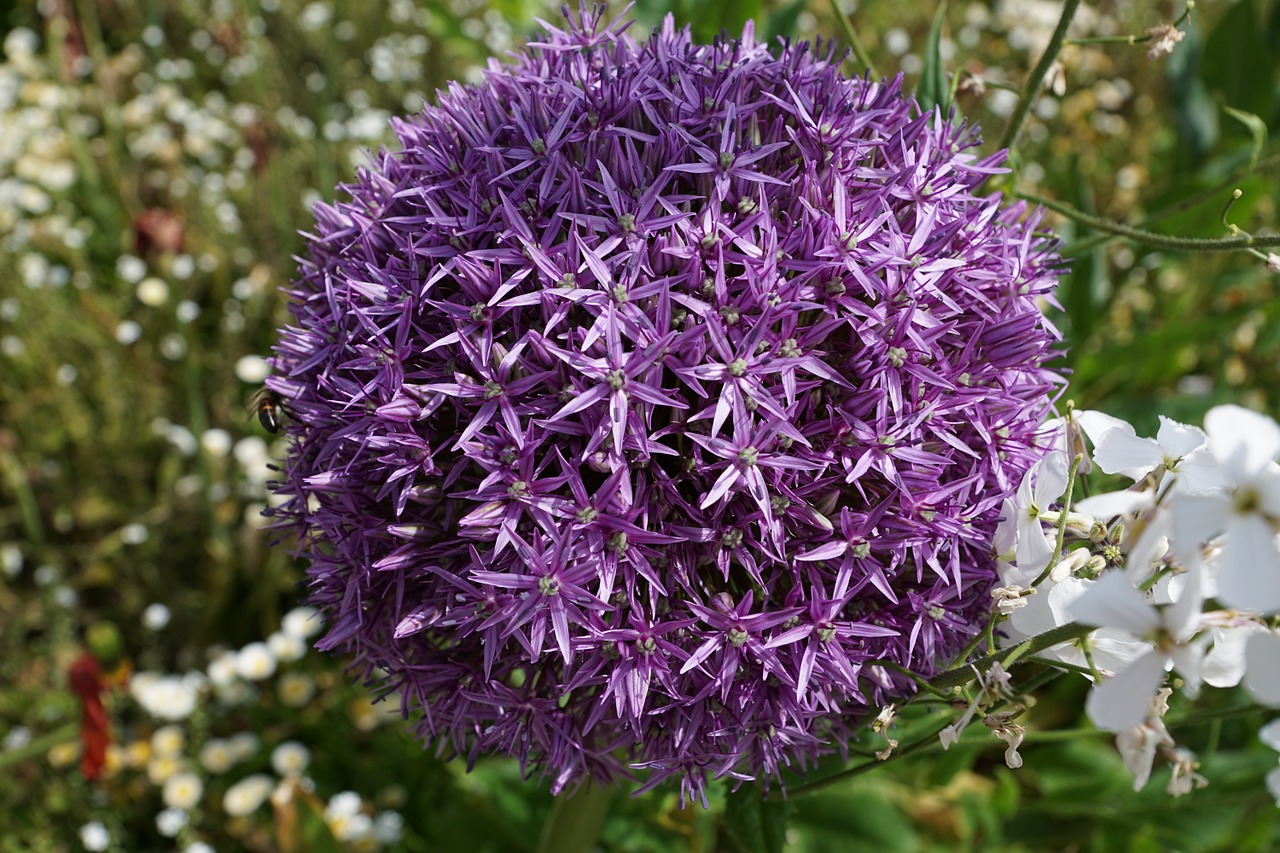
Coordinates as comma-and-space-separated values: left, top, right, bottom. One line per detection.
724, 784, 791, 853
916, 2, 950, 115
1203, 0, 1275, 118
1166, 20, 1220, 158
764, 0, 809, 42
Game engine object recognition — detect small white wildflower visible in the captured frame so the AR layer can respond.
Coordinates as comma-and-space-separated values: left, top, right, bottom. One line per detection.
143, 603, 172, 631
150, 724, 184, 758
120, 523, 149, 545
79, 821, 110, 851
163, 771, 204, 810
235, 642, 277, 681
271, 741, 311, 776
131, 672, 202, 721
223, 774, 274, 817
136, 277, 169, 306
229, 731, 261, 762
1145, 23, 1185, 60
183, 843, 215, 853
235, 354, 271, 383
326, 790, 364, 820
373, 811, 404, 844
282, 606, 323, 639
278, 672, 316, 708
201, 429, 232, 458
268, 630, 307, 663
148, 754, 183, 784
200, 738, 236, 774
207, 651, 238, 686
330, 811, 374, 843
115, 320, 142, 345
1, 543, 21, 578
156, 807, 188, 837
3, 726, 32, 750
116, 254, 147, 283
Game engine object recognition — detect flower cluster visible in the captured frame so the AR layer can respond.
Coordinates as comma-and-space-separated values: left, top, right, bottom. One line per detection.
990, 404, 1280, 794
73, 606, 405, 851
268, 8, 1062, 796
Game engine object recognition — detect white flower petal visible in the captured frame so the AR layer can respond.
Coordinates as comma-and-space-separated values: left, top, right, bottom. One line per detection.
1203, 623, 1267, 688
1165, 561, 1205, 641
1169, 637, 1207, 696
1076, 410, 1134, 448
1169, 494, 1230, 558
1156, 416, 1206, 460
1245, 632, 1280, 706
1216, 514, 1280, 613
1069, 570, 1160, 636
1086, 650, 1169, 732
1205, 405, 1280, 475
1091, 633, 1156, 676
1125, 509, 1172, 586
1267, 767, 1280, 806
1093, 429, 1162, 479
1032, 452, 1070, 508
1046, 575, 1093, 628
1259, 716, 1280, 751
1074, 489, 1154, 520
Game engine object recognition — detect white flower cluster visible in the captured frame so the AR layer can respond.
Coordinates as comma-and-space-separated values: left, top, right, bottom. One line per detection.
993, 404, 1280, 796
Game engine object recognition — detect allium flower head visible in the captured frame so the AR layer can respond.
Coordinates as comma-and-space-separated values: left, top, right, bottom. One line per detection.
268, 7, 1062, 797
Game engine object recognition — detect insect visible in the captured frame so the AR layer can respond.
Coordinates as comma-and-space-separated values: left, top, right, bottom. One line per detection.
250, 387, 288, 434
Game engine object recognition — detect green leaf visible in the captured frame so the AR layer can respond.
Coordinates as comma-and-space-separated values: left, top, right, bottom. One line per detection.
724, 784, 791, 853
916, 1, 950, 115
1166, 20, 1220, 159
687, 0, 763, 43
1222, 106, 1268, 171
1203, 0, 1275, 118
764, 0, 809, 41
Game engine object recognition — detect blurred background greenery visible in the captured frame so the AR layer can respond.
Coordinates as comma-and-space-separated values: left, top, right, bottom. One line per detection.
1, 0, 1279, 850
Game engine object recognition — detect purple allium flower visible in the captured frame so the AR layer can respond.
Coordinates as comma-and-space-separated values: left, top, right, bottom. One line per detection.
268, 7, 1063, 801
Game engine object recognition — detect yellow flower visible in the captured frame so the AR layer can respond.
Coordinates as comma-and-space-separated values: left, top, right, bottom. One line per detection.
151, 724, 185, 758
147, 754, 183, 784
48, 741, 80, 768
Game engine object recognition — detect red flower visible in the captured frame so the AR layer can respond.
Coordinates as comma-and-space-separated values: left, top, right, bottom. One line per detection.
67, 653, 110, 782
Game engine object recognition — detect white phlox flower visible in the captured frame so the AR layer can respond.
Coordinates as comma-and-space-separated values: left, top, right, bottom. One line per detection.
1200, 614, 1268, 689
1007, 571, 1149, 675
1166, 747, 1208, 797
999, 452, 1070, 585
1115, 687, 1174, 791
1172, 405, 1280, 612
1070, 564, 1207, 732
1077, 411, 1204, 482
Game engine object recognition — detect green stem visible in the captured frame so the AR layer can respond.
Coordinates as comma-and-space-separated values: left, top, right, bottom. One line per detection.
778, 714, 954, 799
1031, 454, 1083, 589
1060, 148, 1280, 257
536, 782, 613, 853
1, 450, 45, 556
999, 0, 1081, 152
0, 723, 78, 771
1023, 191, 1280, 252
928, 622, 1094, 692
827, 0, 879, 79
